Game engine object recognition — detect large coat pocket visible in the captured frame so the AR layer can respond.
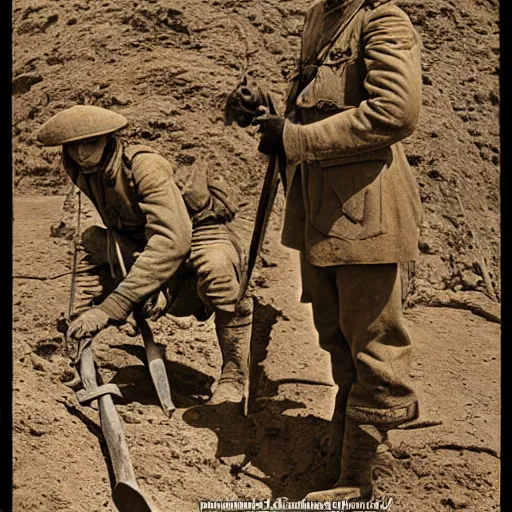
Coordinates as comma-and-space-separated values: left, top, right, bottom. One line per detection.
309, 159, 387, 241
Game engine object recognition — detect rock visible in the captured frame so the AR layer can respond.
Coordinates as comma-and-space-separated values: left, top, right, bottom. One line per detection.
29, 427, 46, 437
461, 269, 483, 290
46, 55, 64, 65
119, 321, 139, 337
159, 9, 190, 34
12, 73, 43, 95
16, 13, 59, 35
110, 95, 130, 106
171, 317, 194, 330
59, 369, 77, 384
412, 463, 431, 478
419, 240, 436, 254
441, 496, 468, 509
122, 415, 142, 424
176, 153, 196, 166
261, 256, 277, 268
49, 220, 75, 240
31, 354, 49, 372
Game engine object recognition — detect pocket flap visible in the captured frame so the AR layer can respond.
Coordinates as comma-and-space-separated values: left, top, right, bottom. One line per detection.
341, 190, 365, 224
324, 46, 355, 66
319, 147, 392, 168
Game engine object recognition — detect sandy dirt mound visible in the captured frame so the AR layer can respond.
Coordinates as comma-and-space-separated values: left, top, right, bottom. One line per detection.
13, 195, 499, 512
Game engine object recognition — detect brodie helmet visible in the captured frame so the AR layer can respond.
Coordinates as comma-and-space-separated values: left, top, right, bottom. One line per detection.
36, 105, 128, 146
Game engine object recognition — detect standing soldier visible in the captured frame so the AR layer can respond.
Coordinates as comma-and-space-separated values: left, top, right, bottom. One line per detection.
251, 0, 424, 501
36, 105, 253, 408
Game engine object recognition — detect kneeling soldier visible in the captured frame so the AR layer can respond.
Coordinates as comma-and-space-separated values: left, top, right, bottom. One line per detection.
36, 105, 253, 407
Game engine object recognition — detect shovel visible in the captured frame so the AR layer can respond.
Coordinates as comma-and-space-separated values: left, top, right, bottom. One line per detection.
133, 309, 176, 417
112, 234, 175, 418
77, 340, 158, 512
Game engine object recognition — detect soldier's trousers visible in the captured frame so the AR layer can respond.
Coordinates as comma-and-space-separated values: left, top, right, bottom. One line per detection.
299, 254, 419, 427
75, 219, 252, 320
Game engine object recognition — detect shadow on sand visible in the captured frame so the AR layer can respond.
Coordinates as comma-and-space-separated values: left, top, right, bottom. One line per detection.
180, 298, 337, 499
86, 297, 336, 499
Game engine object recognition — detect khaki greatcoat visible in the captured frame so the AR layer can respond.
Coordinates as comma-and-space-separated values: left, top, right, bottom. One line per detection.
282, 0, 423, 266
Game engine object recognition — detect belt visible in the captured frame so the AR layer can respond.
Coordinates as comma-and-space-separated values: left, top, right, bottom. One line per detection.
317, 146, 392, 168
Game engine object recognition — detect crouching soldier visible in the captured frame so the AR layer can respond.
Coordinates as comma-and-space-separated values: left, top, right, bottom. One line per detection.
36, 105, 253, 407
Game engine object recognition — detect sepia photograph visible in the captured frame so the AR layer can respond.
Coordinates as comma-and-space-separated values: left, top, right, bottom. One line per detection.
12, 0, 500, 510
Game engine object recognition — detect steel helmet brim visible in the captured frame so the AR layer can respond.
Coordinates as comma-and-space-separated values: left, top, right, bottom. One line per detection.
35, 105, 128, 146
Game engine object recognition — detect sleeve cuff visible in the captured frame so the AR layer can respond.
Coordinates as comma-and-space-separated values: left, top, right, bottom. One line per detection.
98, 291, 134, 321
283, 119, 302, 165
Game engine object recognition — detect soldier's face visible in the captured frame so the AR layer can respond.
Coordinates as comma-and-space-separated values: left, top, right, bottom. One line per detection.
65, 135, 108, 169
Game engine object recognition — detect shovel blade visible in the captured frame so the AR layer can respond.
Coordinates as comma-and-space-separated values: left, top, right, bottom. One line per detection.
148, 358, 176, 417
135, 312, 176, 417
113, 482, 158, 512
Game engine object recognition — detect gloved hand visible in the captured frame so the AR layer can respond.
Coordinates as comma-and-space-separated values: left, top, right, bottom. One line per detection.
253, 108, 286, 157
67, 307, 111, 340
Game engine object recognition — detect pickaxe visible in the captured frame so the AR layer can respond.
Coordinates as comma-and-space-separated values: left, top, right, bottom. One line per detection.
73, 337, 158, 512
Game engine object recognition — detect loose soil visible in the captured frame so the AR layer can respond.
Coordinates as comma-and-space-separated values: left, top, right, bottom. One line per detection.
13, 196, 500, 512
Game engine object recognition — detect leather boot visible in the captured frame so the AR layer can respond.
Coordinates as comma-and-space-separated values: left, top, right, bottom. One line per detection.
208, 297, 253, 406
306, 418, 385, 501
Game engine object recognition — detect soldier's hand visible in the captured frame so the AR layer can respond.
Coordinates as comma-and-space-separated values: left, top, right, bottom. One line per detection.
67, 307, 110, 340
253, 108, 286, 157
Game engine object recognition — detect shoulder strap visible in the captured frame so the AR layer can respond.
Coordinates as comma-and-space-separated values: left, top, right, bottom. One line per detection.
122, 144, 158, 168
314, 0, 393, 66
121, 144, 159, 194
